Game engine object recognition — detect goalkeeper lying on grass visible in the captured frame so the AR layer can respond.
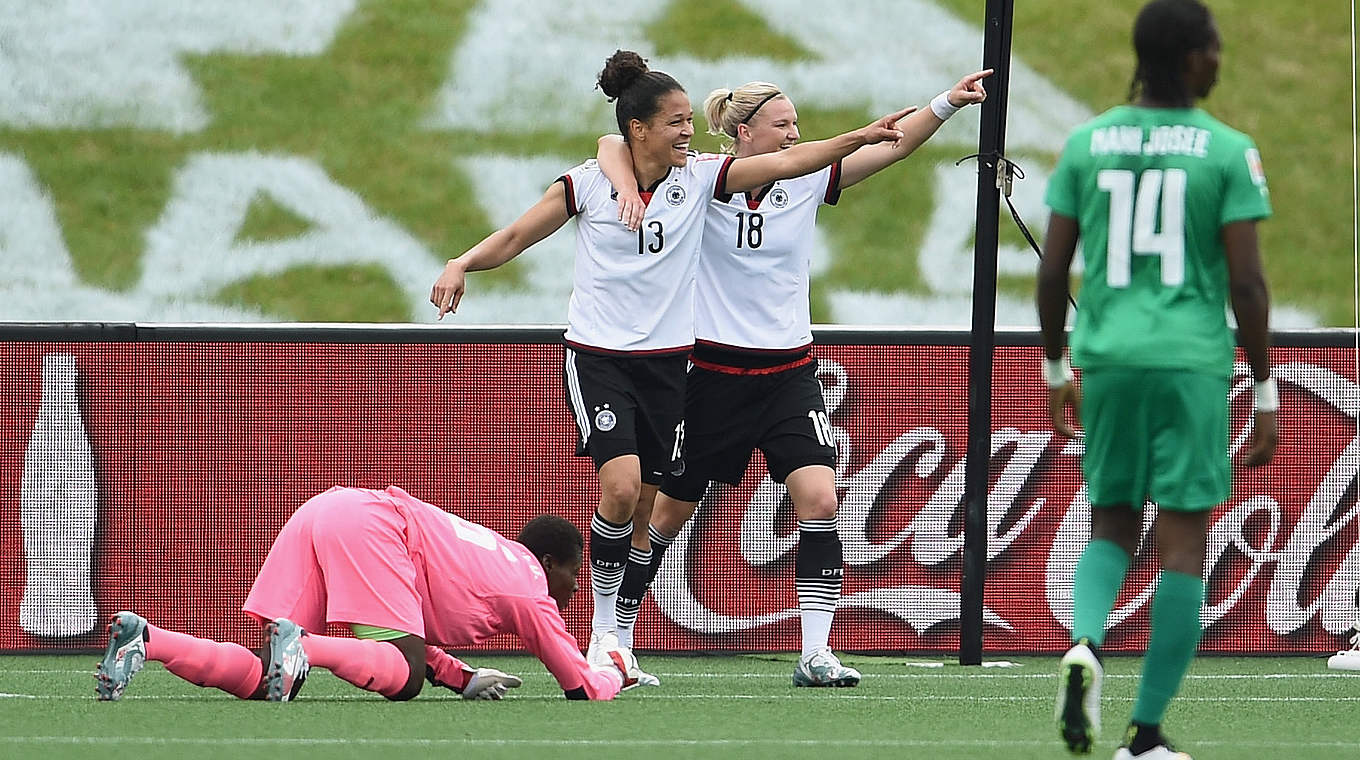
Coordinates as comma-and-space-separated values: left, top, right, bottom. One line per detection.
95, 485, 646, 702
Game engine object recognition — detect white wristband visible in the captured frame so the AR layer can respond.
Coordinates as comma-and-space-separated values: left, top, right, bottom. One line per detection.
1043, 356, 1074, 389
1254, 377, 1279, 413
930, 90, 961, 121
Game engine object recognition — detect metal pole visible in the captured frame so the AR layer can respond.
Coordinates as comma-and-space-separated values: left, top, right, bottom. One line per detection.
960, 0, 1015, 666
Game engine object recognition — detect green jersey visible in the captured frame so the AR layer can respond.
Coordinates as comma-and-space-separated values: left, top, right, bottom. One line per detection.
1045, 106, 1271, 375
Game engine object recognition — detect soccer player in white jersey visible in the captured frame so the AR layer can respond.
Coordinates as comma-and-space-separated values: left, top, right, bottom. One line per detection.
429, 50, 911, 677
594, 69, 989, 685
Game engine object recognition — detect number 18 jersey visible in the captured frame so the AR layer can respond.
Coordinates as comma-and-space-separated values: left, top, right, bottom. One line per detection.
1045, 106, 1271, 375
695, 162, 842, 350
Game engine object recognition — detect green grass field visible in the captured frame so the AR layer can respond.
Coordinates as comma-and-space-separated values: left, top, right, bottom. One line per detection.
3, 653, 1357, 759
0, 0, 1354, 324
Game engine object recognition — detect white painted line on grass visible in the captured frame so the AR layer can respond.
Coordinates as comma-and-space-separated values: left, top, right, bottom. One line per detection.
6, 669, 1357, 680
4, 736, 1358, 750
3, 692, 1358, 703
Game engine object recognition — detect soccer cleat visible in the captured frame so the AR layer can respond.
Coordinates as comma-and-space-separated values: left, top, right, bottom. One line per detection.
1113, 742, 1192, 759
792, 648, 861, 687
1056, 640, 1103, 754
621, 651, 660, 690
460, 667, 523, 700
94, 611, 149, 701
1329, 590, 1360, 670
263, 618, 310, 702
586, 629, 618, 669
1329, 630, 1360, 670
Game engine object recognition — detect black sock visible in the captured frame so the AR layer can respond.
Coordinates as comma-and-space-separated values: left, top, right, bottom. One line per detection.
1126, 721, 1165, 755
615, 546, 652, 637
794, 519, 843, 616
589, 511, 632, 628
645, 525, 677, 586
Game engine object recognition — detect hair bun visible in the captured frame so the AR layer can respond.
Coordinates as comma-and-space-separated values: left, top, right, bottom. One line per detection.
597, 49, 649, 100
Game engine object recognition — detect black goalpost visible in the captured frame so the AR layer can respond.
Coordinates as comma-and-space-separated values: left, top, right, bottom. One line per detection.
960, 0, 1016, 666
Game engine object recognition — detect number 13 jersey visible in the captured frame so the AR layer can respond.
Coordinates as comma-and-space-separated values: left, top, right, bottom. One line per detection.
696, 162, 842, 351
558, 152, 733, 354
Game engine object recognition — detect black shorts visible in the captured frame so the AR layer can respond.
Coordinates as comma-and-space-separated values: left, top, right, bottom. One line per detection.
562, 346, 687, 485
662, 358, 836, 502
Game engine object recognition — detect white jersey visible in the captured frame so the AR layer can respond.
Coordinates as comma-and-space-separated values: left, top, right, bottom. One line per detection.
559, 153, 733, 354
695, 162, 841, 350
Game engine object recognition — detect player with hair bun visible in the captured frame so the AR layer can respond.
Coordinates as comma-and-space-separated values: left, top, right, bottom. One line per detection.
431, 49, 913, 679
1039, 0, 1276, 757
595, 68, 989, 686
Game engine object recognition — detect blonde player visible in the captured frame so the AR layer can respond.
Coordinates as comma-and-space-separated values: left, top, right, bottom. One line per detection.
594, 70, 989, 684
430, 49, 912, 677
96, 486, 638, 702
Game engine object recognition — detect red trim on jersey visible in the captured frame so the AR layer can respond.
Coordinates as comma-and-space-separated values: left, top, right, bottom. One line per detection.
713, 155, 736, 200
824, 160, 843, 206
639, 191, 654, 205
563, 339, 693, 358
742, 182, 774, 211
557, 175, 578, 217
694, 339, 813, 355
691, 355, 814, 375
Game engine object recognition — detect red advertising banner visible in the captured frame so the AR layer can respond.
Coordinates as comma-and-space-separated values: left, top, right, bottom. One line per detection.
1, 332, 1355, 654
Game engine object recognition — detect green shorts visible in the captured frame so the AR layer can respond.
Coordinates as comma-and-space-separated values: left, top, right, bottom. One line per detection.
1081, 368, 1230, 511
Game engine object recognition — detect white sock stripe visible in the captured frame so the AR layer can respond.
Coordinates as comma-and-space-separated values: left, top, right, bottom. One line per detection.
628, 547, 652, 565
590, 513, 633, 539
797, 519, 838, 532
795, 582, 842, 599
648, 526, 677, 547
564, 349, 591, 444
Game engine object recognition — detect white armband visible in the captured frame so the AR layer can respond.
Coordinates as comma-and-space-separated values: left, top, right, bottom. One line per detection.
930, 91, 961, 121
1254, 377, 1279, 413
1043, 356, 1074, 389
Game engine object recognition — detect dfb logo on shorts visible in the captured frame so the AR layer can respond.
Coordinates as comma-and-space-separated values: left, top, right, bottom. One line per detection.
770, 187, 789, 208
666, 184, 686, 206
594, 405, 616, 432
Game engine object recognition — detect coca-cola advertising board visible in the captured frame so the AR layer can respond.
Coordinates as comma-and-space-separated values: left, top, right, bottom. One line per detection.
1, 326, 1355, 654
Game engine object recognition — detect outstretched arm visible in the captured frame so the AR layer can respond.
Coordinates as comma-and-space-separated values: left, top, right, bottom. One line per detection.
840, 70, 991, 188
504, 596, 624, 700
1036, 212, 1081, 439
430, 182, 571, 318
721, 107, 913, 194
1224, 219, 1277, 467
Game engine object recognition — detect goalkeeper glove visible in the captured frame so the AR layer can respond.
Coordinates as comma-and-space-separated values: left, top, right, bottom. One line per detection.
427, 665, 523, 700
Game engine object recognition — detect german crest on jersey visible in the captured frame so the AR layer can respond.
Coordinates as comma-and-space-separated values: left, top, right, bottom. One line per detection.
770, 187, 789, 208
594, 405, 617, 432
665, 184, 686, 206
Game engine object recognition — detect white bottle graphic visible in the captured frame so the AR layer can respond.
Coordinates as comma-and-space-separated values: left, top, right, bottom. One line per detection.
19, 352, 98, 637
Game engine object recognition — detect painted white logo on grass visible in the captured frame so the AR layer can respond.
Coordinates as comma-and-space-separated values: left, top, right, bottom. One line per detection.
0, 0, 356, 132
143, 153, 441, 320
0, 152, 441, 321
429, 0, 1088, 153
0, 154, 261, 321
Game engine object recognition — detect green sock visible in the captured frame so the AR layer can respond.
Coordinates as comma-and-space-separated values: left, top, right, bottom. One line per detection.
1072, 538, 1131, 647
1132, 570, 1206, 725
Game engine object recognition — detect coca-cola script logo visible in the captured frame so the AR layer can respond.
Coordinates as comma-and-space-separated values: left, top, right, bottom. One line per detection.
652, 357, 1360, 652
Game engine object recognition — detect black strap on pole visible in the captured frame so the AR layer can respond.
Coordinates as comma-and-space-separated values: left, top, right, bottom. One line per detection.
960, 0, 1015, 666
